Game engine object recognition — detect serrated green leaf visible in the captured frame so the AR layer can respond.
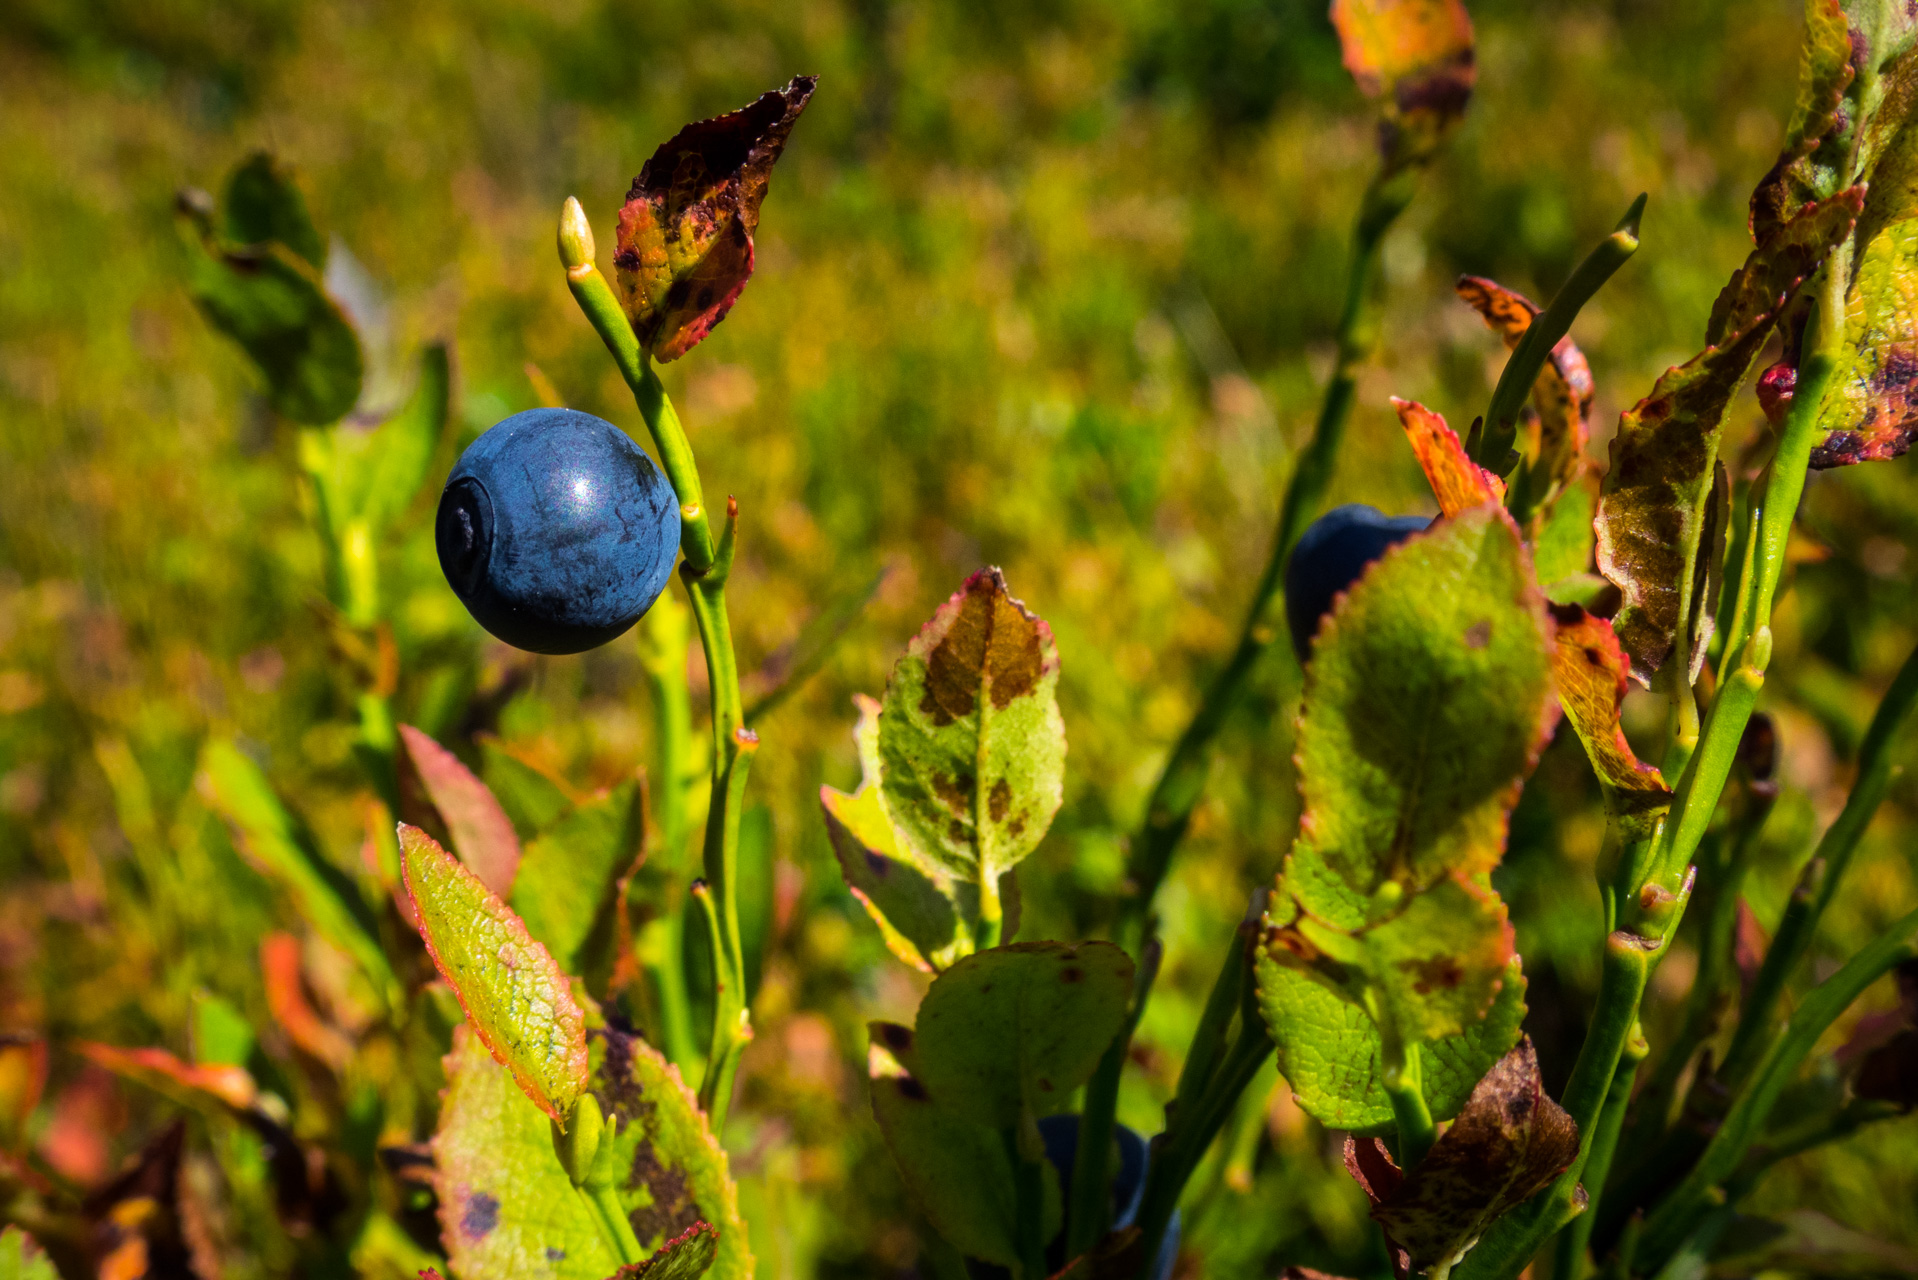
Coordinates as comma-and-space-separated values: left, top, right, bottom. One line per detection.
184, 230, 363, 425
912, 941, 1132, 1127
197, 739, 396, 1007
510, 781, 644, 980
1598, 188, 1860, 679
402, 824, 588, 1122
611, 1223, 719, 1280
400, 723, 521, 897
1257, 955, 1526, 1132
822, 694, 1007, 972
1282, 505, 1554, 931
0, 1226, 57, 1280
867, 1021, 1062, 1267
1352, 876, 1513, 1044
436, 1024, 749, 1280
877, 568, 1065, 895
224, 151, 327, 268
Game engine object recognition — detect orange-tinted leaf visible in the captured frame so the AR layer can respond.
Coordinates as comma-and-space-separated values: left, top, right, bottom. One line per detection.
1597, 188, 1861, 679
399, 724, 520, 897
1348, 1039, 1579, 1272
614, 77, 816, 362
0, 1037, 48, 1152
1548, 604, 1670, 829
261, 933, 356, 1071
1455, 276, 1594, 494
77, 1043, 259, 1112
400, 823, 588, 1123
1393, 398, 1503, 516
1331, 0, 1475, 169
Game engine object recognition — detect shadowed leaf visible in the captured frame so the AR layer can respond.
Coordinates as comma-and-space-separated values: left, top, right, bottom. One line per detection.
610, 1222, 719, 1280
510, 780, 644, 979
436, 1024, 750, 1280
821, 695, 1013, 971
1393, 398, 1504, 515
400, 724, 521, 897
1597, 188, 1861, 679
1455, 275, 1595, 500
912, 941, 1133, 1127
614, 77, 815, 362
878, 568, 1066, 892
866, 1021, 1062, 1267
224, 152, 326, 268
303, 343, 451, 532
480, 737, 579, 837
1548, 604, 1671, 829
401, 824, 588, 1123
1532, 472, 1599, 587
1332, 0, 1476, 171
1347, 1039, 1578, 1272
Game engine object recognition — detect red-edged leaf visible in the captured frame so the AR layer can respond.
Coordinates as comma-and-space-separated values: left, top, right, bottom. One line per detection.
1548, 604, 1670, 831
610, 1221, 719, 1280
1455, 275, 1595, 496
613, 77, 815, 362
76, 1043, 258, 1112
399, 724, 521, 897
1749, 0, 1855, 240
400, 823, 588, 1122
1393, 398, 1504, 516
260, 933, 356, 1070
1597, 188, 1861, 680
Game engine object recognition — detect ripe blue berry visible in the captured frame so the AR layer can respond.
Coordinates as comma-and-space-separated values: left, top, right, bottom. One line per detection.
436, 408, 681, 655
1285, 504, 1431, 663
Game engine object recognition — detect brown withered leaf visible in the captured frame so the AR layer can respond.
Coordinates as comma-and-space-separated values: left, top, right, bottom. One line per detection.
1547, 604, 1670, 832
1331, 0, 1475, 171
1393, 398, 1504, 516
85, 1121, 196, 1280
1349, 1039, 1579, 1274
1596, 188, 1861, 680
614, 76, 815, 362
1455, 276, 1595, 496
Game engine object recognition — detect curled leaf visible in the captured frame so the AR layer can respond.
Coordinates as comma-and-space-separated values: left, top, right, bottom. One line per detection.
1455, 275, 1595, 499
1331, 0, 1476, 170
614, 77, 816, 362
1548, 605, 1670, 829
1393, 398, 1504, 516
401, 824, 588, 1123
1346, 1039, 1579, 1273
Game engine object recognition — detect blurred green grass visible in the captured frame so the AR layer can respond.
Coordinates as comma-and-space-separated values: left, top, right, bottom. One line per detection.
3, 0, 1917, 1275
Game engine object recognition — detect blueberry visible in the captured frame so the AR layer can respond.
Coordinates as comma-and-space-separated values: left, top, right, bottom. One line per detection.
1284, 503, 1432, 663
436, 408, 681, 655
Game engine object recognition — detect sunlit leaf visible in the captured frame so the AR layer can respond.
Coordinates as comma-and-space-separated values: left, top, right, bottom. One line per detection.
398, 723, 521, 897
510, 780, 644, 980
1549, 604, 1671, 829
1810, 216, 1918, 466
1331, 0, 1476, 171
0, 1226, 57, 1280
436, 1024, 750, 1280
610, 1222, 719, 1280
1455, 275, 1595, 499
866, 1021, 1062, 1267
1345, 1039, 1578, 1272
910, 941, 1133, 1127
1597, 188, 1861, 679
1256, 956, 1527, 1132
1531, 472, 1598, 587
1393, 398, 1504, 516
401, 824, 588, 1123
614, 77, 816, 362
877, 568, 1066, 896
821, 695, 1011, 972
198, 739, 397, 1006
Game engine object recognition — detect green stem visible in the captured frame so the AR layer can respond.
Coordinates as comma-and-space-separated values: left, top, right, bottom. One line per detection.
1008, 1129, 1049, 1280
1554, 1027, 1648, 1280
1472, 194, 1646, 472
1635, 904, 1918, 1269
584, 1182, 645, 1265
1383, 1040, 1435, 1171
1065, 937, 1161, 1259
637, 593, 701, 1076
1717, 639, 1918, 1090
563, 199, 757, 1130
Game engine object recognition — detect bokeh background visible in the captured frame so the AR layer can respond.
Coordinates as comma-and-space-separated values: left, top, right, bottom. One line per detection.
3, 0, 1916, 1275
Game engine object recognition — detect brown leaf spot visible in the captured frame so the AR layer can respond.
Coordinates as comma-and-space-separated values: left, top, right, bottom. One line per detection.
1402, 955, 1466, 994
1463, 620, 1491, 649
1060, 967, 1083, 984
919, 568, 1049, 725
627, 1140, 700, 1245
988, 778, 1012, 823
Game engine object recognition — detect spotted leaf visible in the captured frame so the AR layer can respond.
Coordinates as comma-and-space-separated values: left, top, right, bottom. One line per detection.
613, 77, 815, 362
611, 1222, 719, 1280
1393, 398, 1503, 516
877, 568, 1066, 893
1331, 0, 1476, 172
1455, 275, 1595, 503
1548, 604, 1670, 830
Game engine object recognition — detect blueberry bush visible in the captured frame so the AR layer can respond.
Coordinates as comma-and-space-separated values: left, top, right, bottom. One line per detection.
3, 2, 1918, 1279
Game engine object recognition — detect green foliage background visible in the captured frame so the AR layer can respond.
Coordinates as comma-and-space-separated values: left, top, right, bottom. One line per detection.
1, 0, 1916, 1275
